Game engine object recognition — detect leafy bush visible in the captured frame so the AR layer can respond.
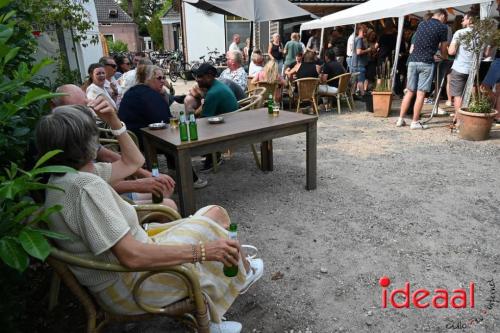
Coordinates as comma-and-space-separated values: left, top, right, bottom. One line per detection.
109, 39, 129, 53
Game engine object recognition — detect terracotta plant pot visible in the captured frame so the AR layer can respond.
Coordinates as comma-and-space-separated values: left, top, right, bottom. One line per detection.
457, 109, 498, 141
372, 91, 393, 117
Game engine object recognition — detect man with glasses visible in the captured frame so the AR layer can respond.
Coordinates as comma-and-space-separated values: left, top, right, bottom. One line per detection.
100, 56, 122, 105
397, 9, 449, 130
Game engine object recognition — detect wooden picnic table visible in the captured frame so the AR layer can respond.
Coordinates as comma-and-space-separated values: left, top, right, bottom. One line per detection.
141, 108, 317, 217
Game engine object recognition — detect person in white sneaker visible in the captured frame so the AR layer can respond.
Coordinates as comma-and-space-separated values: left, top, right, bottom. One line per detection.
397, 9, 449, 130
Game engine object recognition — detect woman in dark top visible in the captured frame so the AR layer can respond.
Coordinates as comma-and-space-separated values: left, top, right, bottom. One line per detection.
119, 65, 172, 146
287, 51, 321, 80
268, 33, 284, 75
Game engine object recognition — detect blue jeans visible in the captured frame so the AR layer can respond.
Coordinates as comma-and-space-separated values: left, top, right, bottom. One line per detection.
406, 62, 434, 92
482, 58, 500, 87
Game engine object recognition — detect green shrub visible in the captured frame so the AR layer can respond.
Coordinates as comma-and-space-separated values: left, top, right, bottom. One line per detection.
109, 39, 129, 53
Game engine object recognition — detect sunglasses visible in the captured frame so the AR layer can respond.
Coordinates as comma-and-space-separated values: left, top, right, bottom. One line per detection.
105, 63, 117, 69
156, 76, 167, 81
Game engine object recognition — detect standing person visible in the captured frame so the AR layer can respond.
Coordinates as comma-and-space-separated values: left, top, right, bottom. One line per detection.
284, 32, 304, 74
365, 30, 378, 91
268, 33, 284, 75
346, 31, 355, 72
396, 9, 449, 129
219, 51, 248, 92
100, 56, 122, 106
306, 30, 321, 54
351, 25, 371, 96
327, 27, 347, 66
448, 12, 477, 121
228, 34, 241, 53
243, 37, 250, 64
85, 63, 117, 110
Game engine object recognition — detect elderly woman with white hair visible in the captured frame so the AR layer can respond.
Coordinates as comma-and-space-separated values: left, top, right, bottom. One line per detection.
219, 50, 248, 91
268, 33, 284, 75
36, 104, 263, 333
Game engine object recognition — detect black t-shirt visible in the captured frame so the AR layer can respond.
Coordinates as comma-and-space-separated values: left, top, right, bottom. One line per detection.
321, 60, 346, 87
270, 43, 283, 60
378, 33, 397, 60
297, 62, 318, 79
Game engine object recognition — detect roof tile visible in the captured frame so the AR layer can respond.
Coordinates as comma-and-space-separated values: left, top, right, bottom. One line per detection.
95, 0, 134, 24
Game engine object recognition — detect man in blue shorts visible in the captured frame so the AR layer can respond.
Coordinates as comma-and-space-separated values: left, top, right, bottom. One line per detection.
397, 9, 449, 129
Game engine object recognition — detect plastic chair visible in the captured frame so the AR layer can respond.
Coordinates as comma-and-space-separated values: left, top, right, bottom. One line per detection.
295, 78, 320, 115
47, 205, 210, 333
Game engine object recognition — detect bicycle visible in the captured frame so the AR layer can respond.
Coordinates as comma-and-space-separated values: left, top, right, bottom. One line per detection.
167, 50, 191, 82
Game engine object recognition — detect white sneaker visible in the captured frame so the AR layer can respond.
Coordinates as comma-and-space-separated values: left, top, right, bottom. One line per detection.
209, 321, 242, 333
435, 107, 448, 116
240, 258, 264, 294
194, 178, 208, 189
396, 118, 406, 127
445, 100, 453, 107
410, 121, 428, 130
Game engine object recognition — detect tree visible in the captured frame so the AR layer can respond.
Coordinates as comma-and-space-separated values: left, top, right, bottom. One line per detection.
147, 14, 164, 50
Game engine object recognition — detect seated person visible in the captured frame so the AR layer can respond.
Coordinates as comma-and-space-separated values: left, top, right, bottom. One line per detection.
84, 63, 117, 110
248, 49, 264, 76
36, 105, 264, 333
195, 64, 238, 118
52, 84, 177, 210
286, 51, 321, 80
284, 52, 304, 81
318, 48, 346, 95
219, 50, 248, 91
251, 60, 286, 101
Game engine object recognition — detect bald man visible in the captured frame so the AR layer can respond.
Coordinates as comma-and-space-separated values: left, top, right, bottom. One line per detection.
52, 84, 177, 210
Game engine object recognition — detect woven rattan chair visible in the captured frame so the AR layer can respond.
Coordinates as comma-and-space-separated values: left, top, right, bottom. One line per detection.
247, 76, 256, 92
318, 73, 352, 114
47, 205, 211, 333
255, 81, 279, 100
295, 78, 320, 115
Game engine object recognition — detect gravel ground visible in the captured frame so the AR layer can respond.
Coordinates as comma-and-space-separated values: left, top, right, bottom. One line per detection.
102, 83, 500, 333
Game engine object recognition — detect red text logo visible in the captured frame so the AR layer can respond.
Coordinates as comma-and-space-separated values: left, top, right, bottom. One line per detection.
379, 276, 475, 309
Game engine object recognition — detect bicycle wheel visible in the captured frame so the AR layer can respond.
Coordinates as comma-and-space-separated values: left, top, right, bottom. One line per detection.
190, 62, 200, 74
169, 62, 179, 82
180, 62, 191, 80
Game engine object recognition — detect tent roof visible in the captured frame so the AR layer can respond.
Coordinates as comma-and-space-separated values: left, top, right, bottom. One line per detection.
300, 0, 492, 30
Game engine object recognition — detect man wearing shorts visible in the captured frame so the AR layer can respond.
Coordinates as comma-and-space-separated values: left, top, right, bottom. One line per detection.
448, 12, 476, 119
397, 9, 449, 129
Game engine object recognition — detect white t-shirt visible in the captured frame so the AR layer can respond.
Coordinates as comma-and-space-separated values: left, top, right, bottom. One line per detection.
86, 83, 117, 110
346, 33, 355, 57
451, 27, 475, 74
248, 63, 264, 76
228, 42, 240, 53
119, 69, 137, 95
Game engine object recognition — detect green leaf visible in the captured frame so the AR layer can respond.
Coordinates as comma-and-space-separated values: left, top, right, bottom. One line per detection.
0, 24, 13, 44
0, 10, 16, 24
33, 150, 63, 169
19, 228, 51, 260
0, 237, 29, 272
30, 58, 53, 75
27, 227, 71, 241
18, 88, 55, 107
12, 127, 30, 137
3, 45, 18, 65
30, 165, 75, 176
0, 0, 11, 11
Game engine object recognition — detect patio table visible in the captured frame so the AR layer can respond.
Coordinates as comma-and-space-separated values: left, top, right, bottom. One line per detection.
141, 108, 317, 216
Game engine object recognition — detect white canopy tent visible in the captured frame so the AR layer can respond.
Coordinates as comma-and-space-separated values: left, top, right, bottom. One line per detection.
300, 0, 494, 96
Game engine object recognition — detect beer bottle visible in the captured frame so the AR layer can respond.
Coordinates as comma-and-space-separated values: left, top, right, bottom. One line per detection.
179, 111, 189, 142
223, 223, 238, 277
151, 162, 163, 204
188, 113, 198, 141
267, 93, 273, 114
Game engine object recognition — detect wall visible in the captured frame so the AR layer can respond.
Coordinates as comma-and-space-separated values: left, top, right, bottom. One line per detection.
162, 24, 176, 51
183, 3, 225, 63
99, 23, 140, 51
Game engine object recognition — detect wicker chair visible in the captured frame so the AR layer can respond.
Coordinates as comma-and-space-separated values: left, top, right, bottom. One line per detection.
247, 76, 256, 92
255, 81, 279, 100
318, 73, 352, 114
47, 205, 211, 333
295, 78, 320, 115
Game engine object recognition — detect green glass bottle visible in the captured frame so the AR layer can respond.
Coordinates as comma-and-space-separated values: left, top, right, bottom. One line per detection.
267, 93, 273, 114
151, 162, 163, 204
223, 223, 238, 277
179, 111, 189, 142
188, 113, 198, 141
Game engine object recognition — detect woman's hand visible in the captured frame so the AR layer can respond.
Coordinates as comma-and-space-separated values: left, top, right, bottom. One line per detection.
205, 239, 241, 267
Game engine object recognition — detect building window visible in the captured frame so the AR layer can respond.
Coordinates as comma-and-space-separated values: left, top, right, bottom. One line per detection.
104, 34, 114, 43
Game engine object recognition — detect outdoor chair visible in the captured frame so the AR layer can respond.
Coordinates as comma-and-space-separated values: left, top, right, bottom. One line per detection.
46, 205, 212, 333
318, 73, 352, 114
247, 76, 256, 92
98, 128, 139, 151
255, 81, 279, 100
295, 78, 320, 115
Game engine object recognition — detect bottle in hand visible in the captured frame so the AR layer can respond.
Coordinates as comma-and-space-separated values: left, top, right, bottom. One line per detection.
267, 93, 273, 114
188, 113, 198, 140
179, 111, 189, 142
151, 162, 163, 204
223, 223, 238, 277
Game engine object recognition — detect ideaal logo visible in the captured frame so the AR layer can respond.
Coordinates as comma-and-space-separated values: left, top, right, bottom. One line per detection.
379, 276, 475, 309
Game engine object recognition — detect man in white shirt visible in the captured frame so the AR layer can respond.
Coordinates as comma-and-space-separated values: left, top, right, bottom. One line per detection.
228, 34, 241, 53
346, 31, 356, 72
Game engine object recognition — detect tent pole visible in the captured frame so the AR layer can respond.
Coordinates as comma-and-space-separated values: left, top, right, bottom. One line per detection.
248, 21, 254, 66
319, 28, 325, 59
391, 16, 404, 91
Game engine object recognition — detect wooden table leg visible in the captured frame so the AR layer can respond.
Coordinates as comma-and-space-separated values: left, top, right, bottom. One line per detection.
175, 150, 195, 217
306, 122, 317, 190
143, 136, 158, 170
260, 140, 273, 171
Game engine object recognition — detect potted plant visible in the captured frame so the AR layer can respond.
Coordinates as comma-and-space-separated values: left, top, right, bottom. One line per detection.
457, 18, 500, 141
372, 60, 393, 117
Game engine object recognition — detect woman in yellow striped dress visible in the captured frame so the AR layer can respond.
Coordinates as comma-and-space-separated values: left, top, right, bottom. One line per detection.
36, 104, 263, 333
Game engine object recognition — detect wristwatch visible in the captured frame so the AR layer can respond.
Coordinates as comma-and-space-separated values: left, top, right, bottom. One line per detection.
110, 122, 127, 136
